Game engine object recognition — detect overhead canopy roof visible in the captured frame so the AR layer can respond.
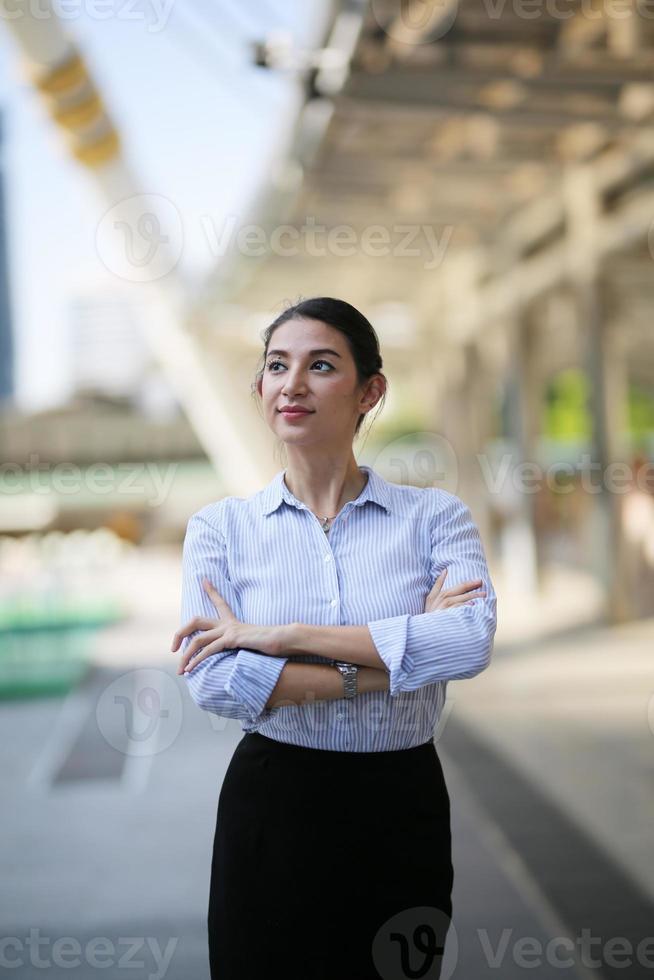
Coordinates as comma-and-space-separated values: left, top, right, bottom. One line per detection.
197, 1, 654, 388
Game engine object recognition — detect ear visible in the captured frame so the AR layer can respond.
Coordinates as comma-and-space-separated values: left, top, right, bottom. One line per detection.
361, 374, 385, 411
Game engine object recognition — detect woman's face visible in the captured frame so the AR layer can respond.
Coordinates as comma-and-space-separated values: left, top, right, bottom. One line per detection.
258, 317, 374, 449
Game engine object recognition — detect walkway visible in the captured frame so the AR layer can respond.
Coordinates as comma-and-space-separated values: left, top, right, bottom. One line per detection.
2, 549, 651, 978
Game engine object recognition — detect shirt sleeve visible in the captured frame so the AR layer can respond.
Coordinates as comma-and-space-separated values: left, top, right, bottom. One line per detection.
179, 510, 288, 722
367, 490, 497, 695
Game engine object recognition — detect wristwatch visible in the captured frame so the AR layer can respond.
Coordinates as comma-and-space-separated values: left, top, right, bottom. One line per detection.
332, 660, 359, 699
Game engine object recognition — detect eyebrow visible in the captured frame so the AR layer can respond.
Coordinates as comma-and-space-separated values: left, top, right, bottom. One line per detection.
266, 348, 342, 359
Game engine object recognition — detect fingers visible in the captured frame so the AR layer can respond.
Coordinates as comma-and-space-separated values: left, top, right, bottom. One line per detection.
433, 592, 486, 610
429, 571, 485, 596
428, 569, 447, 592
425, 586, 487, 612
450, 587, 486, 603
177, 633, 222, 674
203, 577, 228, 607
178, 650, 208, 675
445, 578, 485, 596
457, 578, 484, 593
456, 589, 486, 604
171, 617, 217, 652
174, 625, 221, 670
178, 654, 201, 675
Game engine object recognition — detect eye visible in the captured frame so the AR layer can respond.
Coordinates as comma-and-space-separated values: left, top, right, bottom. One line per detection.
266, 359, 333, 372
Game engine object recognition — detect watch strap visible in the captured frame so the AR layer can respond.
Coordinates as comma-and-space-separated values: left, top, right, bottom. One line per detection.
332, 660, 358, 699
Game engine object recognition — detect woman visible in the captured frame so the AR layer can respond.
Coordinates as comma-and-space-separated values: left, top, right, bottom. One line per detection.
171, 297, 497, 980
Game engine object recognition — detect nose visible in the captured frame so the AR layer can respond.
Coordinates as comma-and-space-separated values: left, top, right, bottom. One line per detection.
281, 365, 309, 397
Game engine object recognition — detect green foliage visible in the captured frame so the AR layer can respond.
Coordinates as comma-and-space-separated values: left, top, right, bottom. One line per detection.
543, 369, 591, 441
628, 382, 654, 440
543, 370, 653, 444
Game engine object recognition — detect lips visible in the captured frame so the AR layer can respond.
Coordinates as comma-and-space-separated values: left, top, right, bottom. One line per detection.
279, 408, 313, 415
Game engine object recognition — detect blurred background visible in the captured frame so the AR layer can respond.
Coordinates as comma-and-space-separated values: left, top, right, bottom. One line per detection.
1, 1, 653, 977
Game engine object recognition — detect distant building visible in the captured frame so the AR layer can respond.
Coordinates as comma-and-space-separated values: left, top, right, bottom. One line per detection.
69, 290, 150, 399
68, 286, 180, 419
0, 111, 15, 405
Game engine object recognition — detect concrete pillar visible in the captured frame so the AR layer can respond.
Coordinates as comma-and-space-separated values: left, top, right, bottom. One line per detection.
575, 275, 633, 622
440, 342, 495, 563
462, 343, 495, 553
562, 162, 633, 622
498, 308, 542, 595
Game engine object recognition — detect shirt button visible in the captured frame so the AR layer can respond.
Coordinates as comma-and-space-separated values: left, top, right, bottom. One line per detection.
336, 712, 344, 720
330, 598, 338, 607
324, 554, 332, 562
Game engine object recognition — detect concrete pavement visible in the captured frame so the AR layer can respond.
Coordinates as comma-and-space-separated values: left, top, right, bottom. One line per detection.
2, 548, 652, 978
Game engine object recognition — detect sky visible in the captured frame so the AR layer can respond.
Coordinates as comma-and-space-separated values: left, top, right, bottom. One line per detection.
0, 0, 330, 411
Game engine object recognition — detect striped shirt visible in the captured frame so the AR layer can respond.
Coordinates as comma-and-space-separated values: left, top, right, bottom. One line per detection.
179, 464, 497, 751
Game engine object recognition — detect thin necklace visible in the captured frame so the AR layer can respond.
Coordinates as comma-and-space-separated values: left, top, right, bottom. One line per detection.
284, 469, 367, 533
319, 473, 369, 531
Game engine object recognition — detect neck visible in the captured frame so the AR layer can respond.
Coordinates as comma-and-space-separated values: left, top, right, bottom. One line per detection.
282, 458, 368, 518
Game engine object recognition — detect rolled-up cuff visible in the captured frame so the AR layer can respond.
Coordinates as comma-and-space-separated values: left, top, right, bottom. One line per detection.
367, 613, 413, 696
224, 650, 288, 721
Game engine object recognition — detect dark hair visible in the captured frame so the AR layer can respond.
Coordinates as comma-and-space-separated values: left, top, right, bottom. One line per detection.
252, 296, 387, 441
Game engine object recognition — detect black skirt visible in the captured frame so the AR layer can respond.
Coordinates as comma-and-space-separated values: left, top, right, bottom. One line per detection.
208, 731, 454, 980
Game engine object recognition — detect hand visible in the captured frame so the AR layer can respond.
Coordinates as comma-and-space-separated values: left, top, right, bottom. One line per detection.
171, 578, 286, 675
424, 567, 486, 613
